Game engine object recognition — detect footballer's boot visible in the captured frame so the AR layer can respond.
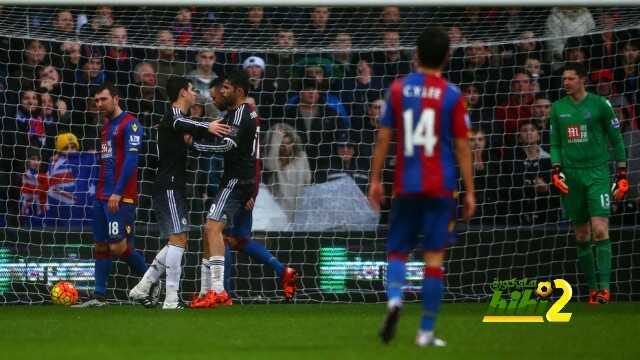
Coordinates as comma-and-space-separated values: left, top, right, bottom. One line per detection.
71, 295, 107, 308
190, 293, 211, 309
596, 289, 610, 304
129, 279, 156, 308
416, 331, 447, 347
213, 290, 233, 306
281, 267, 298, 301
588, 290, 599, 305
162, 300, 187, 310
379, 305, 400, 344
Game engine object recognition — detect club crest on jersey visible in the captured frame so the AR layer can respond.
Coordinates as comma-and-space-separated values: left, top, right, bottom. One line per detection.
582, 111, 592, 120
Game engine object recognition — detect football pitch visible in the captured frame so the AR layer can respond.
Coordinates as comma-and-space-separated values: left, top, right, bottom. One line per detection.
1, 303, 638, 360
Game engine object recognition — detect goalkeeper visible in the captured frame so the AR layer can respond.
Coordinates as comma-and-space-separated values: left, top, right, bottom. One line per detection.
550, 62, 627, 305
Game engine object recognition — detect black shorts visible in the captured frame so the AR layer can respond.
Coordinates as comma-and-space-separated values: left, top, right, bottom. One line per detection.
153, 188, 190, 238
207, 178, 254, 226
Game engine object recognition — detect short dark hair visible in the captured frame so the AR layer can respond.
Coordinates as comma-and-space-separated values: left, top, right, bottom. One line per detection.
563, 62, 587, 78
93, 81, 119, 97
210, 76, 224, 89
166, 76, 192, 102
225, 71, 250, 97
416, 27, 450, 69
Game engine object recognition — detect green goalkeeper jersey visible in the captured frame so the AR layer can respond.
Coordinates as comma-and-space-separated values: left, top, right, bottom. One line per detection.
550, 92, 626, 168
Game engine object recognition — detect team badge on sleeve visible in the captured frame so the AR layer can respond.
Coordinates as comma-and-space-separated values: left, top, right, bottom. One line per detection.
611, 117, 621, 128
131, 123, 138, 132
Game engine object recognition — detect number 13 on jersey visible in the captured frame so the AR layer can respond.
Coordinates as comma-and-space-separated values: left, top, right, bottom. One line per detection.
404, 108, 438, 157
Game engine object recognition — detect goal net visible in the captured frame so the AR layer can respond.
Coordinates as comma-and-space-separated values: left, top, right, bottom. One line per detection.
1, 5, 639, 304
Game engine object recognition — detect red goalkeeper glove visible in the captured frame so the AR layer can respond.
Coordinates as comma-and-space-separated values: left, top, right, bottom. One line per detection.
612, 167, 629, 201
551, 165, 569, 194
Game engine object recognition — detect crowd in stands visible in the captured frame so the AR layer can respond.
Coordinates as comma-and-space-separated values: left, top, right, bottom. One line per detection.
1, 6, 639, 228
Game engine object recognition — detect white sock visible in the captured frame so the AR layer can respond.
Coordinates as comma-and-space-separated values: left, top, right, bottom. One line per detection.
388, 298, 402, 310
165, 245, 185, 299
199, 259, 212, 296
144, 245, 168, 284
209, 256, 225, 293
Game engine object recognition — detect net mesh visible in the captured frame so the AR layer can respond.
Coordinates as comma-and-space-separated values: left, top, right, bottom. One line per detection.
0, 5, 639, 304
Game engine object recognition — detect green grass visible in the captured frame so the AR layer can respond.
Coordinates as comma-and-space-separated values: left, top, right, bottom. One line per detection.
1, 303, 639, 360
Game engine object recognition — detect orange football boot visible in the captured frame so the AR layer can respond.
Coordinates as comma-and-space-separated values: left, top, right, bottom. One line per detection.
281, 267, 298, 301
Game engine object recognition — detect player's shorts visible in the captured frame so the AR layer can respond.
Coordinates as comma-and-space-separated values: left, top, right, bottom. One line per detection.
207, 177, 254, 227
562, 165, 611, 224
93, 199, 136, 244
387, 196, 457, 253
153, 188, 190, 239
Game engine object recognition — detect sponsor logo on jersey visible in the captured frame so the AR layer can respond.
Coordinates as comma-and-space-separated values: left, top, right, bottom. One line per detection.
567, 124, 588, 143
101, 140, 113, 158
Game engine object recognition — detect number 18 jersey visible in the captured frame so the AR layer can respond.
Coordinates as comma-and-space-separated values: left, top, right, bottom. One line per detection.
380, 72, 469, 197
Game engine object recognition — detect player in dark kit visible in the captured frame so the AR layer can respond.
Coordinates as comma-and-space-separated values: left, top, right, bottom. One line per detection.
190, 75, 297, 308
129, 77, 230, 309
73, 82, 148, 308
368, 27, 475, 347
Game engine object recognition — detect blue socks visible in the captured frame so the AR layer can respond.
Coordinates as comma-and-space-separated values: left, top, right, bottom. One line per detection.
121, 245, 148, 276
242, 239, 285, 278
421, 266, 444, 332
94, 251, 112, 296
386, 255, 407, 303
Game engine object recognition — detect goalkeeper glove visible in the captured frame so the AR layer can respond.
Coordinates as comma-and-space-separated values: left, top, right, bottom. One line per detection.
612, 166, 629, 201
551, 165, 569, 194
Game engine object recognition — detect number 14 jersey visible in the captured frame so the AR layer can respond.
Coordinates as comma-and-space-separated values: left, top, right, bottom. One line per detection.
380, 72, 469, 197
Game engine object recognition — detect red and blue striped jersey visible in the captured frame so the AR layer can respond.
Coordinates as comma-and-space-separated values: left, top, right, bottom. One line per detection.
96, 112, 143, 203
380, 72, 469, 197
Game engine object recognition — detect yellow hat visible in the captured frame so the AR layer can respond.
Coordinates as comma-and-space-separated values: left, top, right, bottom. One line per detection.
55, 132, 80, 152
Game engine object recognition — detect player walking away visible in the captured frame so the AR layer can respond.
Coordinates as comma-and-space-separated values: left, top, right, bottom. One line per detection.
73, 82, 148, 307
550, 62, 627, 305
191, 75, 297, 308
129, 77, 230, 309
368, 27, 475, 347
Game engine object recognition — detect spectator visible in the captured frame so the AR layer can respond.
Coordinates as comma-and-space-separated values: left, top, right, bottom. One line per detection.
39, 91, 71, 132
265, 28, 299, 97
79, 5, 114, 42
497, 7, 528, 39
199, 21, 237, 70
104, 25, 136, 86
495, 72, 534, 141
153, 30, 188, 90
336, 59, 384, 118
523, 57, 550, 93
231, 6, 270, 47
379, 6, 405, 34
531, 96, 552, 151
372, 30, 411, 88
449, 41, 499, 106
72, 48, 108, 113
462, 83, 495, 145
172, 7, 193, 47
52, 10, 76, 39
548, 37, 590, 101
75, 97, 101, 152
36, 65, 73, 106
19, 149, 47, 218
446, 26, 466, 76
591, 69, 636, 132
263, 122, 312, 219
8, 39, 48, 94
614, 39, 640, 107
301, 7, 335, 47
501, 121, 558, 225
243, 56, 279, 122
280, 79, 349, 183
58, 41, 82, 85
330, 32, 355, 80
469, 128, 500, 223
545, 7, 595, 63
187, 49, 219, 99
586, 12, 624, 71
123, 62, 167, 128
